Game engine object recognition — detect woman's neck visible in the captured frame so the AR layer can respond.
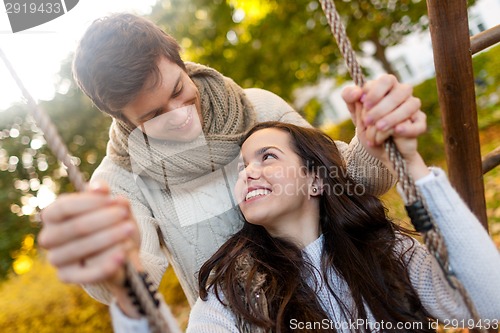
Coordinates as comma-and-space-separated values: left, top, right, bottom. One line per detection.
265, 206, 321, 249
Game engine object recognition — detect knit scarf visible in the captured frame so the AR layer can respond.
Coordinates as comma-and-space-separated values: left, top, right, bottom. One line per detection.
106, 62, 256, 185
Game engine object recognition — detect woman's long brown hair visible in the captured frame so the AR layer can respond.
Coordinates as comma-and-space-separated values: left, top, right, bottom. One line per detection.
198, 121, 434, 332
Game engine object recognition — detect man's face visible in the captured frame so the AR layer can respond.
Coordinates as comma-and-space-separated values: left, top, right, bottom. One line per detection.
121, 57, 203, 142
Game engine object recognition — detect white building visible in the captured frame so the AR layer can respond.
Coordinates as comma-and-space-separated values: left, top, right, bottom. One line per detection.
295, 0, 500, 125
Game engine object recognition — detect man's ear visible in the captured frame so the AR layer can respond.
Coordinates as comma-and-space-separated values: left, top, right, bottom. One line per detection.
310, 173, 323, 197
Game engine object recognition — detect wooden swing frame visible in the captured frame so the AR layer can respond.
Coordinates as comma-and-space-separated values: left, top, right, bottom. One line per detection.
427, 3, 500, 331
2, 2, 498, 332
426, 0, 500, 229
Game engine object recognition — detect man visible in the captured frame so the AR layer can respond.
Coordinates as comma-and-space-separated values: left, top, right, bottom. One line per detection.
38, 13, 424, 319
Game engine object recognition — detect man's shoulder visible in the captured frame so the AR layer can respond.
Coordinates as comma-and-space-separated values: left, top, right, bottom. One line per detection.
243, 87, 282, 102
243, 88, 295, 121
91, 156, 133, 183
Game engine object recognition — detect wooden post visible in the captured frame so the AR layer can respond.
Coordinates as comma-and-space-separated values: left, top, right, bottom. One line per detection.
426, 0, 488, 228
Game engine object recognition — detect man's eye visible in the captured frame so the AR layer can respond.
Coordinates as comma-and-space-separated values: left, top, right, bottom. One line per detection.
172, 83, 183, 97
143, 110, 162, 123
237, 163, 246, 172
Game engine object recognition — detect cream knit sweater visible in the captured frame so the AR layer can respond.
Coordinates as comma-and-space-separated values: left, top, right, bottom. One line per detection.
186, 168, 500, 332
84, 88, 394, 306
111, 168, 500, 332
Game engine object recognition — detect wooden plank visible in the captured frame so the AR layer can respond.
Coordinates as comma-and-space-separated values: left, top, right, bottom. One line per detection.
471, 24, 500, 55
483, 146, 500, 174
425, 0, 488, 228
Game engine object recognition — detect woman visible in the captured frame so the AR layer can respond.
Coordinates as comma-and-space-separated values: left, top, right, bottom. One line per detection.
183, 121, 500, 332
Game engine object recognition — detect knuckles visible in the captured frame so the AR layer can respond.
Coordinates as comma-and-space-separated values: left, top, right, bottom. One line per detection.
380, 74, 397, 86
399, 83, 413, 96
411, 96, 422, 110
37, 228, 53, 249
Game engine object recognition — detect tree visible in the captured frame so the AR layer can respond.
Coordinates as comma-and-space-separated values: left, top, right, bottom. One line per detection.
0, 56, 112, 280
149, 0, 447, 102
335, 0, 431, 76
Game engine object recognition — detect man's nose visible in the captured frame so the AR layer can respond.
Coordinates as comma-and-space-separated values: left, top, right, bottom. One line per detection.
164, 105, 190, 125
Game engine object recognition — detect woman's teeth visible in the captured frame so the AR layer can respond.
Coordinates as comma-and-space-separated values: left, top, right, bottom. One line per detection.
245, 189, 271, 201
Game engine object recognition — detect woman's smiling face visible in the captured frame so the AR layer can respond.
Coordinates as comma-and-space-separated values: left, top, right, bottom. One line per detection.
235, 128, 320, 237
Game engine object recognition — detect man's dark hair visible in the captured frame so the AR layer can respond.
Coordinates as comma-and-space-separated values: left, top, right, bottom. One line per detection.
73, 13, 186, 117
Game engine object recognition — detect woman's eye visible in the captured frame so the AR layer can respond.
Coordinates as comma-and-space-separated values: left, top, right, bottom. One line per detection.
263, 153, 277, 161
237, 163, 246, 172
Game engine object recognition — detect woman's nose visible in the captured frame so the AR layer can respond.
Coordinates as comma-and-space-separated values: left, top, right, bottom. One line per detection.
245, 162, 261, 180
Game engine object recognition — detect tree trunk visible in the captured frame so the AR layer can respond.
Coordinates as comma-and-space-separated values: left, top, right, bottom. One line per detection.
370, 37, 399, 78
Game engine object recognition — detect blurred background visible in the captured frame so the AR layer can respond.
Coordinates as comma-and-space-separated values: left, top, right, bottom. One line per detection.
1, 0, 499, 331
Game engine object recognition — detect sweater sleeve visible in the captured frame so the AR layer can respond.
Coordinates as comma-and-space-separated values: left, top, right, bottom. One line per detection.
404, 167, 500, 321
109, 300, 149, 333
186, 294, 239, 333
109, 290, 238, 333
81, 157, 169, 305
110, 296, 182, 333
244, 88, 395, 196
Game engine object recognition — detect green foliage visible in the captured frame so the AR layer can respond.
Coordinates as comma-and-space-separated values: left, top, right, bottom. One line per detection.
0, 57, 111, 279
0, 105, 45, 279
323, 45, 500, 234
302, 98, 323, 127
322, 118, 355, 145
0, 2, 497, 332
412, 76, 445, 165
150, 0, 435, 103
472, 44, 500, 128
481, 125, 500, 229
411, 44, 500, 165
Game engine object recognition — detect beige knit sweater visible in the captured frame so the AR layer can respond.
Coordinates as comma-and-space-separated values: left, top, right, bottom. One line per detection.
83, 88, 394, 306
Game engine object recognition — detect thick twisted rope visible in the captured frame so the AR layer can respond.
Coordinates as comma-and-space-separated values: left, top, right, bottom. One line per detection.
0, 48, 180, 333
318, 0, 484, 330
0, 50, 87, 192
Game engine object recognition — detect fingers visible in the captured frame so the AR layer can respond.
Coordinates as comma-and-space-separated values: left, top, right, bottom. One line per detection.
361, 74, 397, 117
344, 75, 427, 162
38, 202, 130, 249
367, 113, 425, 155
395, 110, 427, 137
372, 96, 421, 132
362, 76, 413, 128
353, 104, 388, 162
41, 182, 112, 225
364, 119, 394, 146
341, 85, 364, 124
341, 85, 364, 107
56, 243, 129, 285
47, 219, 136, 267
37, 178, 142, 287
365, 114, 423, 147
